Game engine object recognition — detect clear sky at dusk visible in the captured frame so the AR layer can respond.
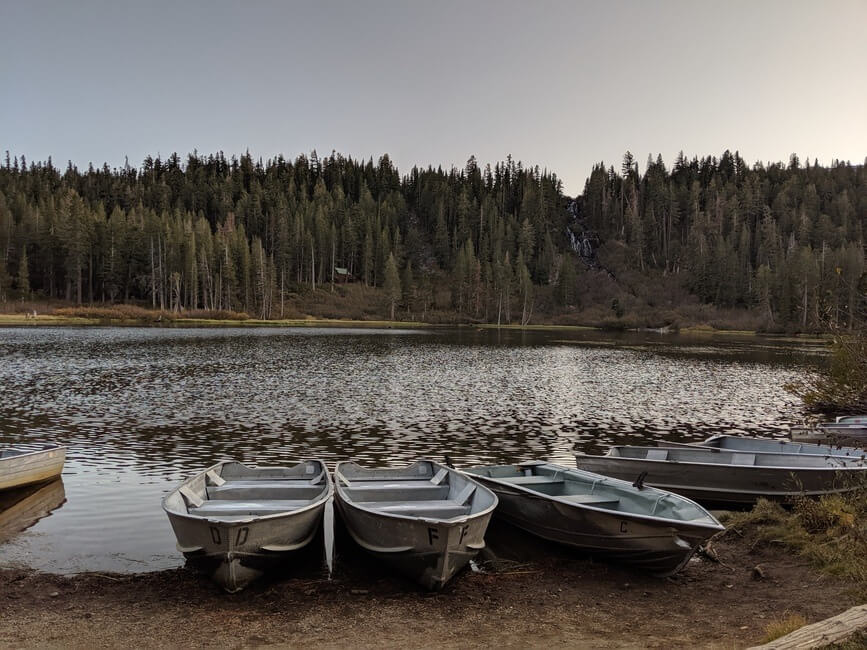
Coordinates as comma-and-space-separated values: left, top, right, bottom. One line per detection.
1, 0, 865, 194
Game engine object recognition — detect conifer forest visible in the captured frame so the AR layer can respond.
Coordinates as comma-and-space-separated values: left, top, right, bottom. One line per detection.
0, 150, 864, 331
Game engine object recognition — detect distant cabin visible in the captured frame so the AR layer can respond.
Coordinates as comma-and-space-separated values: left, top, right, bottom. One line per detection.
334, 267, 354, 283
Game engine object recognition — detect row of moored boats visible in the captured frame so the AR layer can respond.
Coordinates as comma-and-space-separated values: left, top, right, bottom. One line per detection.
2, 426, 866, 593
161, 431, 866, 592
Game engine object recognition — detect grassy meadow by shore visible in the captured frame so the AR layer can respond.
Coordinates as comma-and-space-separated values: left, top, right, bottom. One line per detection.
0, 295, 834, 341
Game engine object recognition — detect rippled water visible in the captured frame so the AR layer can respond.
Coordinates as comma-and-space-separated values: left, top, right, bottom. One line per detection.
0, 326, 823, 573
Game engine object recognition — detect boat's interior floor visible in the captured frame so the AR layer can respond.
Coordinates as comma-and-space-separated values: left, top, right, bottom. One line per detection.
489, 474, 621, 509
185, 476, 327, 517
340, 474, 475, 519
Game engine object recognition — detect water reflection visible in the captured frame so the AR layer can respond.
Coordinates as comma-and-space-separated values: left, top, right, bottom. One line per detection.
0, 479, 66, 543
0, 326, 822, 573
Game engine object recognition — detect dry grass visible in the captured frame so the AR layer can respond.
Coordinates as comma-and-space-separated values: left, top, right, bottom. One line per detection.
47, 305, 250, 322
761, 612, 809, 643
53, 305, 170, 321
181, 309, 249, 321
721, 480, 867, 590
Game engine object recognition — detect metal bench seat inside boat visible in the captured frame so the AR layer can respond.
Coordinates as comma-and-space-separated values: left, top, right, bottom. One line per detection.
206, 481, 324, 500
498, 475, 564, 485
342, 483, 451, 501
558, 494, 621, 507
190, 499, 314, 516
355, 500, 472, 518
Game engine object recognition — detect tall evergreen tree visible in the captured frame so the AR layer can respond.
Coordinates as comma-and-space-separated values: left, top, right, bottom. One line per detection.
383, 252, 401, 320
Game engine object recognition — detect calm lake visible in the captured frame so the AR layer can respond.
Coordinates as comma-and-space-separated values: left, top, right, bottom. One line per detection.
0, 326, 824, 574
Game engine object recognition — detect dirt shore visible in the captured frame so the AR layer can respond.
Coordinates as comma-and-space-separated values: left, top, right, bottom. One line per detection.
0, 521, 859, 649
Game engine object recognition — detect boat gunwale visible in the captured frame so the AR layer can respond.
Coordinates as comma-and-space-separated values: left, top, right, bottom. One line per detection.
0, 445, 66, 463
573, 447, 867, 472
463, 462, 723, 532
664, 435, 867, 457
334, 459, 498, 526
161, 459, 334, 525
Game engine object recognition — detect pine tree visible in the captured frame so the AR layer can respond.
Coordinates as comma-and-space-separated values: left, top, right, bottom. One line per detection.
0, 258, 9, 302
383, 252, 401, 321
401, 261, 415, 316
17, 245, 29, 297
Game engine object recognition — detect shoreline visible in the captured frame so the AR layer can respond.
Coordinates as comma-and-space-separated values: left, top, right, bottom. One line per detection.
0, 523, 859, 649
0, 313, 830, 343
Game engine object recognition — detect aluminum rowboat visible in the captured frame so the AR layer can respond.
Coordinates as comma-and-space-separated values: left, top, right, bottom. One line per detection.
334, 459, 497, 590
574, 446, 867, 505
464, 461, 723, 576
0, 445, 66, 492
163, 459, 333, 593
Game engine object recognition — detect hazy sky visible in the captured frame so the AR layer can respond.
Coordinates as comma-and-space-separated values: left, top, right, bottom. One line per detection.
2, 0, 866, 194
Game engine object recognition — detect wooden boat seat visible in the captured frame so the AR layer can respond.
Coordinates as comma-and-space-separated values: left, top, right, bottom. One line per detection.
344, 484, 451, 501
358, 500, 472, 518
207, 482, 324, 500
559, 494, 620, 508
645, 449, 669, 460
499, 476, 565, 485
190, 499, 312, 516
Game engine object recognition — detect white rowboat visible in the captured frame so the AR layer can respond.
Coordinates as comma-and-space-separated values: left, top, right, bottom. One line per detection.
0, 445, 66, 492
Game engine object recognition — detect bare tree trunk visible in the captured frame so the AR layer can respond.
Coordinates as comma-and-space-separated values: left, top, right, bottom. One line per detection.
311, 246, 315, 292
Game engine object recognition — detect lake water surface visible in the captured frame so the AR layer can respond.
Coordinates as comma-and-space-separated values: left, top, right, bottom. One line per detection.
0, 326, 824, 573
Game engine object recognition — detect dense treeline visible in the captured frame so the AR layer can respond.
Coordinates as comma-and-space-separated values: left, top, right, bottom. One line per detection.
0, 149, 864, 329
579, 151, 866, 329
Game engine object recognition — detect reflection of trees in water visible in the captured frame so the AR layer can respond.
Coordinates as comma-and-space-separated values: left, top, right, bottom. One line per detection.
0, 478, 66, 543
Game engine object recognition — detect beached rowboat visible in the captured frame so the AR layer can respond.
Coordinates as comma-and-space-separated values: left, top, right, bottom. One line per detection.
464, 461, 723, 576
163, 459, 333, 593
574, 445, 867, 505
0, 445, 66, 492
334, 460, 497, 590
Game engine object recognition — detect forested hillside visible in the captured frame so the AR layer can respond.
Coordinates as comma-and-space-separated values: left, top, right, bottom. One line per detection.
0, 150, 864, 330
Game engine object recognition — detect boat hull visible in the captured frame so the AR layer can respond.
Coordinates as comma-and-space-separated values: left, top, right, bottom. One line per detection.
574, 454, 861, 505
166, 503, 326, 592
0, 447, 66, 492
335, 496, 492, 590
471, 477, 718, 577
